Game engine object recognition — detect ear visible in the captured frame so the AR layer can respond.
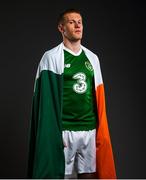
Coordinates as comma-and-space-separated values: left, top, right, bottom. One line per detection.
58, 24, 64, 33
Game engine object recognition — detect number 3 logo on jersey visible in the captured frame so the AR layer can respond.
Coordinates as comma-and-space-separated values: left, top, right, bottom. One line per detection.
72, 72, 87, 94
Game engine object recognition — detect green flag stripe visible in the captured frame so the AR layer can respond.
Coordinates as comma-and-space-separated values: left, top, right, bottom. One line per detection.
28, 70, 65, 179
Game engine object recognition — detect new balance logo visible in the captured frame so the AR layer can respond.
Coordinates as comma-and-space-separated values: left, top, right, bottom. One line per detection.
64, 64, 71, 68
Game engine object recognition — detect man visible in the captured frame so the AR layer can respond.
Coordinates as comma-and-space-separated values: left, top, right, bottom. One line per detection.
27, 9, 116, 179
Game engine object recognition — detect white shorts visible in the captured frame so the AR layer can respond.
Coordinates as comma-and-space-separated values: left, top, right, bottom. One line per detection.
62, 129, 96, 176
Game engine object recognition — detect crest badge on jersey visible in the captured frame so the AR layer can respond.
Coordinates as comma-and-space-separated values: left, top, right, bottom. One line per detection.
85, 61, 93, 71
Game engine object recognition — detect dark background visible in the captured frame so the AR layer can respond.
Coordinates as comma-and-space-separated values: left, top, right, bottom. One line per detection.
0, 0, 145, 178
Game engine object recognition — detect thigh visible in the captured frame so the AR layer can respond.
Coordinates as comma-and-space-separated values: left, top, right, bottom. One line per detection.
62, 131, 78, 175
76, 129, 96, 174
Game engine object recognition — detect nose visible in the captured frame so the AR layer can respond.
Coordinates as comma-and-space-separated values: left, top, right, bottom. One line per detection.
75, 22, 81, 28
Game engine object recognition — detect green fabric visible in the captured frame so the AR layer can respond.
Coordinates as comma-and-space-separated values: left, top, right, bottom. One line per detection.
62, 50, 97, 131
27, 70, 65, 179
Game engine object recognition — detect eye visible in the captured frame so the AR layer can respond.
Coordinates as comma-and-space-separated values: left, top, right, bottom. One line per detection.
69, 21, 74, 24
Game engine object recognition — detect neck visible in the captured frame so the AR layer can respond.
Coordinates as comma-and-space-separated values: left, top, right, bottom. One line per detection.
63, 39, 81, 54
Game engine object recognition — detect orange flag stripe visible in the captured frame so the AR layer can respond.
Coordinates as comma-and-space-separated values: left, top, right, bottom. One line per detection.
95, 84, 117, 179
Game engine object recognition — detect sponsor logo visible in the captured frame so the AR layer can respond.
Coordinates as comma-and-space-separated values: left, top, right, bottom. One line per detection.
72, 72, 87, 94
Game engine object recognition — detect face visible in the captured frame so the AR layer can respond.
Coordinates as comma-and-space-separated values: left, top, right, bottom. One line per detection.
59, 12, 83, 42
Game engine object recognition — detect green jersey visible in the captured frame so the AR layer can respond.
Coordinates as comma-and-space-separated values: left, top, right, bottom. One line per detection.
62, 48, 97, 131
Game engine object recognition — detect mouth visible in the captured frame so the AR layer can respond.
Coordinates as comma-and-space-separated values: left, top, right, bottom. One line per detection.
75, 30, 81, 33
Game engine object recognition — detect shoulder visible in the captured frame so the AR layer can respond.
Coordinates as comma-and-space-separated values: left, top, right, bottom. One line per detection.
39, 43, 63, 65
36, 42, 64, 77
43, 43, 63, 58
81, 45, 100, 62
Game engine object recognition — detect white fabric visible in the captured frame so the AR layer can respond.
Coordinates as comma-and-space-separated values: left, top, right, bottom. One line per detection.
62, 129, 96, 175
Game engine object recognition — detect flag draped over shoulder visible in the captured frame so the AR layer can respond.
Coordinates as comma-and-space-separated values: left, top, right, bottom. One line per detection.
27, 42, 116, 179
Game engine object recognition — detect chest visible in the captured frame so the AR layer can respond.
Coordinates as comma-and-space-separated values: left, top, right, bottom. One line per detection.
64, 51, 94, 80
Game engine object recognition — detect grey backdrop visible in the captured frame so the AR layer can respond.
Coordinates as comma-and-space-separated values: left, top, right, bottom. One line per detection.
0, 0, 145, 178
